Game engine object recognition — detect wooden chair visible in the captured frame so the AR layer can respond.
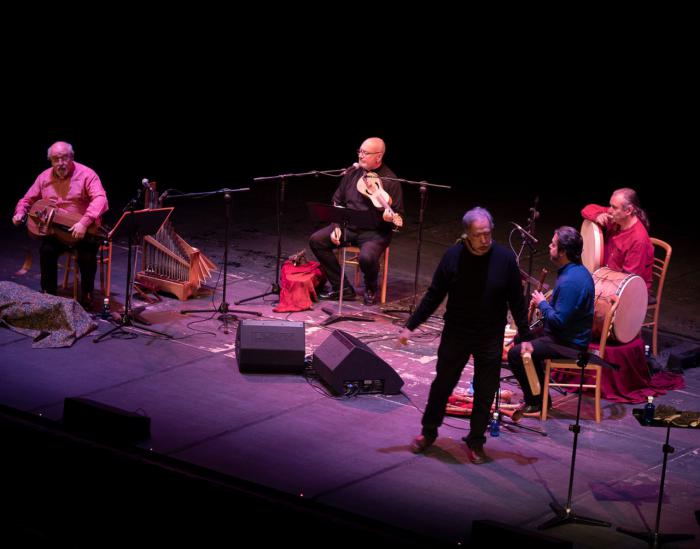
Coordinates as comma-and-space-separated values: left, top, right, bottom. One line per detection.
62, 241, 113, 299
336, 245, 390, 304
541, 295, 619, 423
642, 238, 672, 356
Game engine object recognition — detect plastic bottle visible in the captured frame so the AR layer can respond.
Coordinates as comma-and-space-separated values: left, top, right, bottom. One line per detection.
643, 395, 655, 425
489, 411, 500, 437
467, 378, 474, 397
102, 297, 110, 319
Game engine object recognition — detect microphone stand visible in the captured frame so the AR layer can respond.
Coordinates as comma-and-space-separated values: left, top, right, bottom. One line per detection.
525, 196, 540, 297
380, 176, 451, 315
235, 167, 346, 305
169, 187, 261, 335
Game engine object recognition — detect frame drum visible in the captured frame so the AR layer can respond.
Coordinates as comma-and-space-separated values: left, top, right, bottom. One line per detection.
592, 267, 648, 343
581, 219, 604, 274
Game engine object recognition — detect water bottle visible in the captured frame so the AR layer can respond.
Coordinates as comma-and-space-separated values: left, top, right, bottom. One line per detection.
643, 395, 655, 425
101, 297, 110, 320
489, 411, 500, 437
467, 378, 474, 397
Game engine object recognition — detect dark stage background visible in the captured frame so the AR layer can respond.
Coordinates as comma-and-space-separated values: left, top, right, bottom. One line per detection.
3, 79, 691, 240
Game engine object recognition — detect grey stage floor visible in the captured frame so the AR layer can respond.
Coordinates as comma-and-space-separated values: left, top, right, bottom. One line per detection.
1, 189, 699, 547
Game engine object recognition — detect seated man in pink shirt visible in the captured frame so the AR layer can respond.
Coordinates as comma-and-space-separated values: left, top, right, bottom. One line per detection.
581, 187, 653, 291
12, 141, 109, 308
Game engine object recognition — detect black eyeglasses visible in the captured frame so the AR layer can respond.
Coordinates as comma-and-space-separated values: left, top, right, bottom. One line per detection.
357, 149, 381, 156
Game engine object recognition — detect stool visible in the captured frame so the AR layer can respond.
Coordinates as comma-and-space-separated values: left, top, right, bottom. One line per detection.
337, 245, 390, 304
62, 242, 113, 299
541, 295, 619, 423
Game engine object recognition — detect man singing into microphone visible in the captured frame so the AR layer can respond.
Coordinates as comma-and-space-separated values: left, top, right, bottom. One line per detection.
12, 141, 109, 310
309, 137, 404, 305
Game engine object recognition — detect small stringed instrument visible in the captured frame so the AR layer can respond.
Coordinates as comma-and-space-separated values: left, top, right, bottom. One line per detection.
25, 198, 108, 246
528, 268, 549, 324
356, 171, 403, 230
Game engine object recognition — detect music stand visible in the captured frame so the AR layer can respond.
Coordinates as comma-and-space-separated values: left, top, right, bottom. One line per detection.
307, 202, 376, 326
617, 411, 697, 547
94, 207, 173, 343
537, 344, 619, 531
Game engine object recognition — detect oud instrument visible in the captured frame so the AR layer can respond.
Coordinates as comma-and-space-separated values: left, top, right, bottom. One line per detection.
26, 198, 108, 246
356, 172, 403, 230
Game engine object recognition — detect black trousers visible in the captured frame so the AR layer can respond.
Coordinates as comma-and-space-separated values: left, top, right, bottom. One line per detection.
309, 225, 390, 292
39, 236, 99, 296
507, 334, 582, 406
421, 325, 503, 449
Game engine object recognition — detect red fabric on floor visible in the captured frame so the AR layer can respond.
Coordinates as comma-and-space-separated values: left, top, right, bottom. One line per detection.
553, 336, 685, 404
273, 260, 326, 313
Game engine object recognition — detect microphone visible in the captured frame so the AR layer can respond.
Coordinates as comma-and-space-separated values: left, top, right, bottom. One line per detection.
141, 178, 150, 189
341, 162, 360, 175
510, 222, 538, 244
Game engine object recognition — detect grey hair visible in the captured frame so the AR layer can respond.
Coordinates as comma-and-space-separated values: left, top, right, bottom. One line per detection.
47, 141, 74, 159
462, 207, 494, 231
613, 187, 650, 231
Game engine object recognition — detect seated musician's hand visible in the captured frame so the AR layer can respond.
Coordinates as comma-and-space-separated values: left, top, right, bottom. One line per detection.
69, 222, 87, 240
520, 341, 534, 355
12, 213, 24, 226
398, 327, 412, 346
330, 227, 341, 245
382, 209, 394, 223
595, 213, 611, 226
531, 290, 545, 306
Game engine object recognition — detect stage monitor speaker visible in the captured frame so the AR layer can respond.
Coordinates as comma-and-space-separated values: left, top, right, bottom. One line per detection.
471, 520, 572, 548
63, 397, 151, 443
311, 329, 404, 395
236, 320, 305, 373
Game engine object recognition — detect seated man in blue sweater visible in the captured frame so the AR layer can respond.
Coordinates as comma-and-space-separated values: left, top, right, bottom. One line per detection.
507, 226, 595, 414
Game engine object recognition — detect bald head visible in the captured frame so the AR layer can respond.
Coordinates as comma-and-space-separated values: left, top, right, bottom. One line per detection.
47, 141, 74, 160
47, 141, 75, 179
357, 137, 386, 170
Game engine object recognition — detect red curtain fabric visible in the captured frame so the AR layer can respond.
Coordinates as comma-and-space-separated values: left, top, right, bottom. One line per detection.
273, 260, 326, 313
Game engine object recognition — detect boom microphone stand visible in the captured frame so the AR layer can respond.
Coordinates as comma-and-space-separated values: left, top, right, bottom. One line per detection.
380, 176, 451, 315
537, 344, 619, 531
236, 167, 347, 305
175, 188, 261, 334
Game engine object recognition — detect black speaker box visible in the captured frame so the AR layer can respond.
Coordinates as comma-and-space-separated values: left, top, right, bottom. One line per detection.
311, 329, 404, 395
471, 520, 572, 548
236, 320, 305, 373
63, 397, 151, 443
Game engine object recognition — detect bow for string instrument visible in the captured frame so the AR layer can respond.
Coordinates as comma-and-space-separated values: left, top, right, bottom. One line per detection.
25, 198, 109, 246
356, 171, 403, 230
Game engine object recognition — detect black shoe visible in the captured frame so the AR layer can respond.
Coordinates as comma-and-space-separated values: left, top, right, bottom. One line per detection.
319, 287, 356, 301
410, 434, 435, 454
519, 400, 553, 415
467, 446, 489, 465
79, 292, 94, 311
363, 289, 377, 305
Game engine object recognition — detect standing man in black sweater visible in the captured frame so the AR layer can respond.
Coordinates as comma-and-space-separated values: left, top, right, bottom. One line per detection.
399, 207, 532, 464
